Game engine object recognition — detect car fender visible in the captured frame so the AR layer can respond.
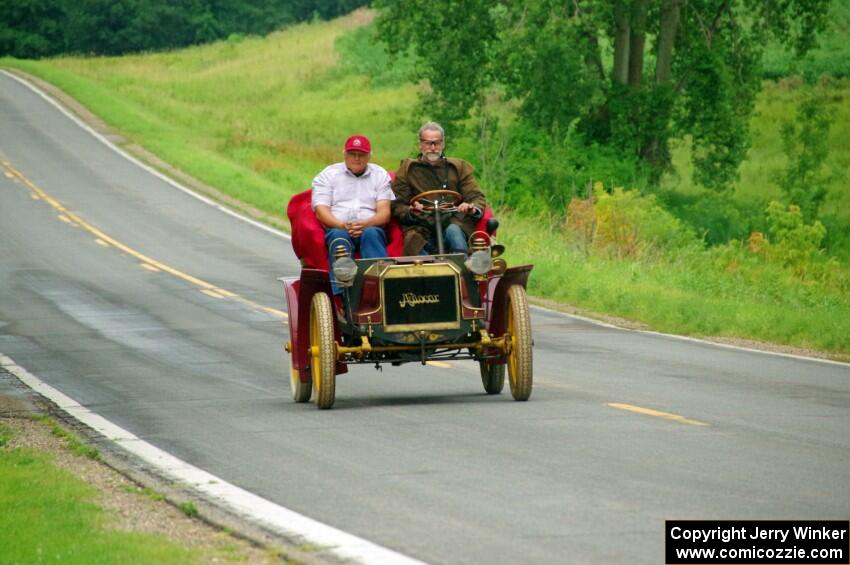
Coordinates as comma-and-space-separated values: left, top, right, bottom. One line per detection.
284, 269, 347, 380
486, 265, 533, 337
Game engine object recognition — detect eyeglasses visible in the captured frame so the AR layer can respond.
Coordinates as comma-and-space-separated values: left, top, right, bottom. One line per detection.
419, 138, 444, 147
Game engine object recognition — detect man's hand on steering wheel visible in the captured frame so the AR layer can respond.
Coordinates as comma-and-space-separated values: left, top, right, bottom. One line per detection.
406, 190, 463, 225
457, 202, 477, 215
410, 189, 462, 212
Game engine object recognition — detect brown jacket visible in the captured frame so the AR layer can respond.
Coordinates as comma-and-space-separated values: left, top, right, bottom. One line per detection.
392, 156, 487, 255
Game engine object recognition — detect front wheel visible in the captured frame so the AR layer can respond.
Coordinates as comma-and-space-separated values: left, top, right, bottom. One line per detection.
309, 292, 337, 409
479, 361, 505, 395
505, 285, 533, 401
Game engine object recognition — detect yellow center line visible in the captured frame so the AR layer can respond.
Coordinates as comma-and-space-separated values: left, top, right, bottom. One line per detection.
1, 159, 287, 320
607, 402, 709, 427
425, 360, 452, 368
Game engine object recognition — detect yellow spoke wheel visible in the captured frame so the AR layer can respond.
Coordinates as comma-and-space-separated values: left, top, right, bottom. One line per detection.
288, 340, 312, 403
505, 285, 533, 401
309, 292, 336, 409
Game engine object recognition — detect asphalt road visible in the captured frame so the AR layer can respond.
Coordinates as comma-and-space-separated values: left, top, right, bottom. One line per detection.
1, 71, 848, 564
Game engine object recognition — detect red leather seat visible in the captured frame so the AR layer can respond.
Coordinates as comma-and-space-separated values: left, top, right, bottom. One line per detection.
288, 189, 403, 269
287, 189, 495, 269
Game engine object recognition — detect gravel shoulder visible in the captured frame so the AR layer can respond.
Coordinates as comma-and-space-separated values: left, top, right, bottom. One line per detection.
0, 371, 317, 565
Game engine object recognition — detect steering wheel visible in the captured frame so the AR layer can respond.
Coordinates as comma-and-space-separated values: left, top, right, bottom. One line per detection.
410, 189, 462, 212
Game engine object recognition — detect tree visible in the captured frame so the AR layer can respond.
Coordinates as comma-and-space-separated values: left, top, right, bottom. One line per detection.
374, 0, 497, 136
375, 0, 829, 190
1, 1, 365, 58
778, 93, 832, 222
0, 0, 65, 58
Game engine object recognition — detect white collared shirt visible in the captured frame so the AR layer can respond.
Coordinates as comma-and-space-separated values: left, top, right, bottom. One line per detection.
311, 162, 395, 221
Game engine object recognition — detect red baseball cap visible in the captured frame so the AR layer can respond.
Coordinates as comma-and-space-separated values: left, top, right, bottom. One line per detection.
344, 135, 371, 153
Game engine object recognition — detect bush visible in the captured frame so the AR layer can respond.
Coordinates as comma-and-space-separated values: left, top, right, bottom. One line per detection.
763, 201, 830, 277
564, 182, 697, 260
661, 191, 767, 246
821, 214, 850, 262
713, 201, 848, 291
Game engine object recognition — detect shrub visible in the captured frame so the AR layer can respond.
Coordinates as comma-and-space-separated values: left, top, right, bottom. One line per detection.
764, 201, 829, 277
675, 193, 751, 246
564, 182, 697, 260
777, 93, 833, 221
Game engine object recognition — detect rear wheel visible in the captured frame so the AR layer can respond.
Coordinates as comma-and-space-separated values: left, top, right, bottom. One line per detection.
505, 285, 532, 401
288, 341, 312, 402
309, 292, 336, 409
479, 361, 505, 394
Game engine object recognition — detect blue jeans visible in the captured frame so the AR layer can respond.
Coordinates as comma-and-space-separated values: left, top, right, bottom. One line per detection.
325, 226, 387, 295
422, 223, 468, 255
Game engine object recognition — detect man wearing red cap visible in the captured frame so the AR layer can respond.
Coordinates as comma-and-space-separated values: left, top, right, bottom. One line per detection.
312, 135, 394, 296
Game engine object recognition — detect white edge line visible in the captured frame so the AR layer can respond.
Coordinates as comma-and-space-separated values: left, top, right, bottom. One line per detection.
3, 69, 843, 369
0, 353, 426, 565
529, 303, 849, 367
0, 69, 290, 241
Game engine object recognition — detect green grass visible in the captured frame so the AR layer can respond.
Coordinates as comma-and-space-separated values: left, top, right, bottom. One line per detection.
0, 422, 12, 447
32, 415, 102, 460
0, 434, 202, 563
179, 501, 199, 518
1, 9, 848, 355
744, 79, 850, 214
500, 212, 850, 355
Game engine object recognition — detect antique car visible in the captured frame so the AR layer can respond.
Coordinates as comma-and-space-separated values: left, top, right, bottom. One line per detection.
282, 188, 533, 409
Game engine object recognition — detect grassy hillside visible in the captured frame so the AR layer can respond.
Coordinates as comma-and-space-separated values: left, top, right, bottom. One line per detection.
2, 10, 848, 356
3, 11, 416, 216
